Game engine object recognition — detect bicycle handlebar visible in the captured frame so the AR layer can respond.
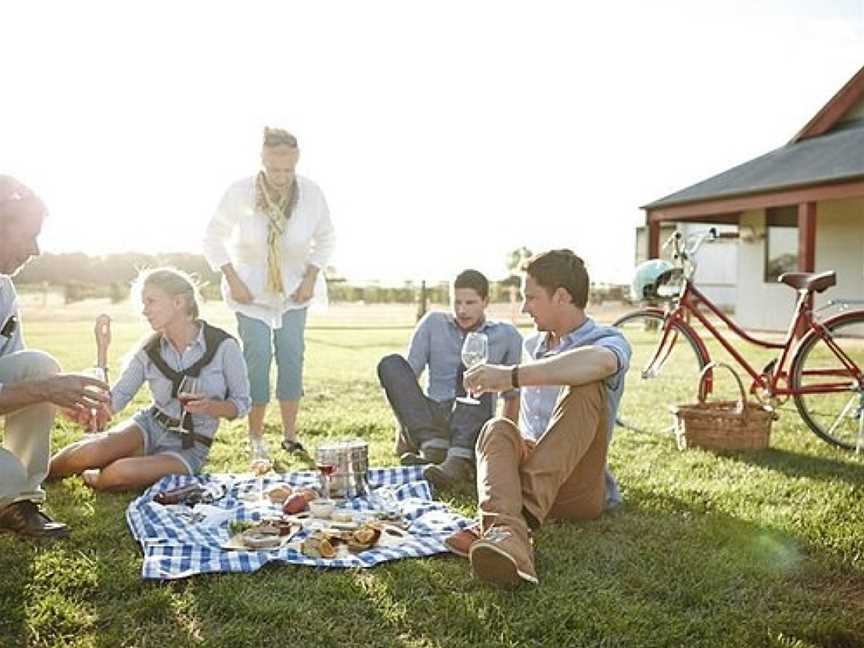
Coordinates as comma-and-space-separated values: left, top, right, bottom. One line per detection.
660, 227, 740, 276
662, 227, 739, 253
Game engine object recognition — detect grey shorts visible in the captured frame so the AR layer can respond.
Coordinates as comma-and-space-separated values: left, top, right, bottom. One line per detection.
131, 409, 210, 475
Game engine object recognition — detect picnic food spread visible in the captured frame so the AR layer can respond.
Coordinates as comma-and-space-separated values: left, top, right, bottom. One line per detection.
220, 500, 411, 553
128, 467, 469, 579
149, 468, 417, 555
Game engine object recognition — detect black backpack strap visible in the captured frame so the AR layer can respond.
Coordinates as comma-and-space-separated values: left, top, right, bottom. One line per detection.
143, 333, 183, 397
144, 322, 236, 445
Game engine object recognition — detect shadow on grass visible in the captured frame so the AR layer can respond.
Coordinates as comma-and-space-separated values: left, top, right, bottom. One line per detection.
0, 476, 143, 647
5, 476, 864, 647
353, 488, 864, 647
0, 534, 37, 645
584, 488, 864, 647
715, 446, 864, 487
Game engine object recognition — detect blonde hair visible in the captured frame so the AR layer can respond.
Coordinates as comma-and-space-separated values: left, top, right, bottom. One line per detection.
262, 127, 298, 149
132, 267, 201, 319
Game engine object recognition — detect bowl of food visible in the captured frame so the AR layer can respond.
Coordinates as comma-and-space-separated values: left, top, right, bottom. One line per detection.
308, 498, 336, 519
267, 484, 294, 503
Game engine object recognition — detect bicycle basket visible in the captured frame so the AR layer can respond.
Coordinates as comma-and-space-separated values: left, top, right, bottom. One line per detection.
670, 362, 776, 451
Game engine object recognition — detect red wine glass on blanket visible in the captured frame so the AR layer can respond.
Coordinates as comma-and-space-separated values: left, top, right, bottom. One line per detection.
316, 461, 336, 500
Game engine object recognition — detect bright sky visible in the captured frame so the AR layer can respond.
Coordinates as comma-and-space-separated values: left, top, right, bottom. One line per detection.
2, 1, 862, 284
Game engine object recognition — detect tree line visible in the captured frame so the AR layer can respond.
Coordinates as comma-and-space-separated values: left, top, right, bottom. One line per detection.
16, 251, 630, 306
14, 252, 496, 305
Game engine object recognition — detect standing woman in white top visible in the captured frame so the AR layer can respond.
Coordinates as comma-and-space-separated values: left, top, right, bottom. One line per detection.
203, 128, 336, 459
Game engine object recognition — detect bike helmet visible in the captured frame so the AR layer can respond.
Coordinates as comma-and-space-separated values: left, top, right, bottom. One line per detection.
630, 259, 676, 302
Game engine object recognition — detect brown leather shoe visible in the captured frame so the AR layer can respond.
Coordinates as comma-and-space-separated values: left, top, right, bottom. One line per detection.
469, 524, 538, 587
444, 523, 481, 558
0, 501, 69, 540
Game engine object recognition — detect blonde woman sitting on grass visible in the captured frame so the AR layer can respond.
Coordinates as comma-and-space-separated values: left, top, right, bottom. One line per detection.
49, 268, 252, 491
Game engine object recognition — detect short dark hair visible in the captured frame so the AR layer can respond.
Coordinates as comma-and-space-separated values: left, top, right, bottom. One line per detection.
523, 249, 589, 308
453, 269, 489, 300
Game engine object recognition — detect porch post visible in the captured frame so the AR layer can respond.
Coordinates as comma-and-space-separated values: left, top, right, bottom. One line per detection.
797, 202, 816, 272
795, 202, 817, 338
647, 212, 660, 259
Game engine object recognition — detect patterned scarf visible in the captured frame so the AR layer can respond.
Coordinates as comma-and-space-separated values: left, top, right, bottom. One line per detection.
255, 171, 298, 295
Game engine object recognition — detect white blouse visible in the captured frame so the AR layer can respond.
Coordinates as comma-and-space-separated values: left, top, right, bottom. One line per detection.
203, 175, 336, 328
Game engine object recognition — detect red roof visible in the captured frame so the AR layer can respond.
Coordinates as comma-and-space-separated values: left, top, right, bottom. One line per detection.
790, 64, 864, 143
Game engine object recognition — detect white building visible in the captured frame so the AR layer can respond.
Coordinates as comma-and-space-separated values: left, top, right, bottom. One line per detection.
641, 65, 864, 331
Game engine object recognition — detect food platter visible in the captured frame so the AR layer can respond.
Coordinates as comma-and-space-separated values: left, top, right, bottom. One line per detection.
222, 518, 303, 551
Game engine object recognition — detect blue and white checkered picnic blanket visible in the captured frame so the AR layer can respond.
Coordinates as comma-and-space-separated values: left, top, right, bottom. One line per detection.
126, 466, 472, 580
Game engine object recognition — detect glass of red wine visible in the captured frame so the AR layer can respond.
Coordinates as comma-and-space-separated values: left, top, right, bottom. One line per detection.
172, 376, 202, 433
316, 461, 336, 500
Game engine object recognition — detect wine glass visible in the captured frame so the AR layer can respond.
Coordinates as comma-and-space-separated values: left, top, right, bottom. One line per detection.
456, 332, 488, 405
250, 439, 273, 505
84, 366, 109, 432
171, 376, 202, 433
316, 460, 336, 500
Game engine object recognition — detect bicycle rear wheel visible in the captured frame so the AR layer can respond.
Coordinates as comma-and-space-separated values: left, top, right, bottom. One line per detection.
612, 309, 709, 435
791, 313, 864, 450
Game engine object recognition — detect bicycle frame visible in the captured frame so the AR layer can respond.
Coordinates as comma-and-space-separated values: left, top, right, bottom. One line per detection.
644, 278, 864, 400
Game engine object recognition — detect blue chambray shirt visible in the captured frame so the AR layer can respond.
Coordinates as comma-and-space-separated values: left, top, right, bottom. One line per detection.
111, 323, 252, 440
0, 277, 26, 395
0, 277, 24, 359
520, 318, 631, 507
406, 311, 523, 404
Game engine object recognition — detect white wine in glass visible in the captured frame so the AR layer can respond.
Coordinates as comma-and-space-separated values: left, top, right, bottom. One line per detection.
85, 366, 109, 432
250, 440, 273, 506
456, 332, 489, 405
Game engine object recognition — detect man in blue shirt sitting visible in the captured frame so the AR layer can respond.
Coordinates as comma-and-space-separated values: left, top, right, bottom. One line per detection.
445, 249, 631, 587
377, 270, 523, 489
0, 176, 110, 540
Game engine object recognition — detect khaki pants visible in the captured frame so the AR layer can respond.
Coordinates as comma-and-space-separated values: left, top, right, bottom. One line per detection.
476, 381, 608, 533
0, 350, 60, 509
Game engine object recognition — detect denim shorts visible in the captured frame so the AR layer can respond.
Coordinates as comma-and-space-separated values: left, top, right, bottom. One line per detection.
131, 409, 210, 475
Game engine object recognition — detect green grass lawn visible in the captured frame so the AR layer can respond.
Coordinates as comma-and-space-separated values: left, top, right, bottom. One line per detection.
2, 304, 864, 647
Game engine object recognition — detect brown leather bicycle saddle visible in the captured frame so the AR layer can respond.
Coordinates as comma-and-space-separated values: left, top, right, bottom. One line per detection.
777, 271, 836, 293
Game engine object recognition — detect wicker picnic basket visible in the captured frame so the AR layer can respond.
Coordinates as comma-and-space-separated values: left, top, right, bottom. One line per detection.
671, 362, 775, 451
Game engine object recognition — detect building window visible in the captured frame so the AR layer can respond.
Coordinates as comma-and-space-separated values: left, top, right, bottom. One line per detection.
764, 206, 798, 283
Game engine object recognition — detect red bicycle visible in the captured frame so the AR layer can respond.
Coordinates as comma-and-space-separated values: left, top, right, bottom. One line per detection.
613, 229, 864, 450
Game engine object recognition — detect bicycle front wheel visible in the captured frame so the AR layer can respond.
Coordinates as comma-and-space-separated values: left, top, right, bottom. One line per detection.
791, 313, 864, 450
612, 309, 709, 435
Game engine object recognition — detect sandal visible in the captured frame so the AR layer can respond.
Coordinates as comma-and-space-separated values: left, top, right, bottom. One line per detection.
281, 439, 307, 455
